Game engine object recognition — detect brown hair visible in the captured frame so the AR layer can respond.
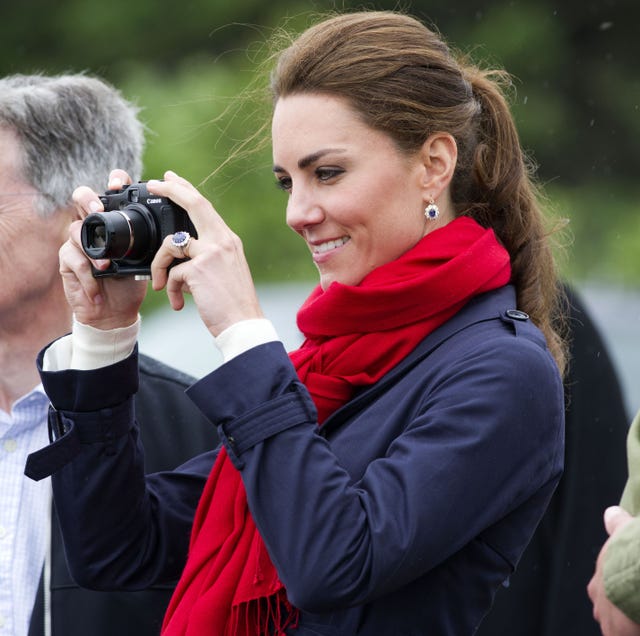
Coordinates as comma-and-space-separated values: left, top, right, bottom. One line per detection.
270, 10, 567, 375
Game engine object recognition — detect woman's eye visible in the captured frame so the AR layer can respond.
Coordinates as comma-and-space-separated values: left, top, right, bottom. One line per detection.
275, 176, 292, 192
316, 167, 344, 182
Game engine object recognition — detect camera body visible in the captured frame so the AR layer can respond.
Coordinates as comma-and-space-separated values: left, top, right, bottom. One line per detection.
80, 182, 196, 278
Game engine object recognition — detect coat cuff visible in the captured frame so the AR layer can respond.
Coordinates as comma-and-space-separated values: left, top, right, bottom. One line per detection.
37, 339, 140, 412
25, 399, 135, 481
25, 341, 141, 481
187, 341, 317, 469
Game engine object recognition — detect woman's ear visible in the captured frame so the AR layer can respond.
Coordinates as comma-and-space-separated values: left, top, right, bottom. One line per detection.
419, 132, 457, 201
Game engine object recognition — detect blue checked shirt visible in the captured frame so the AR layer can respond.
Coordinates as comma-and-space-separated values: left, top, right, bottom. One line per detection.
0, 387, 50, 636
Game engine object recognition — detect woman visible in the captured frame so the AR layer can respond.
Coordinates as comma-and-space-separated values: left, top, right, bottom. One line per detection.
27, 10, 566, 635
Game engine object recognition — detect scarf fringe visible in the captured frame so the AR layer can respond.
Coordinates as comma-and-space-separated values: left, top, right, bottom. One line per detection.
226, 589, 300, 636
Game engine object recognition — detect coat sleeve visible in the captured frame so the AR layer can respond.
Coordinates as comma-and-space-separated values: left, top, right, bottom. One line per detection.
604, 411, 640, 622
603, 514, 640, 623
620, 411, 640, 515
26, 345, 217, 590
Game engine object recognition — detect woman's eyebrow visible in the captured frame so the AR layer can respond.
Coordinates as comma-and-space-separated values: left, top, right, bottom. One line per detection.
273, 148, 346, 173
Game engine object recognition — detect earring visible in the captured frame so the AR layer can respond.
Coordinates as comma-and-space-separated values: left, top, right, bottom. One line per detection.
424, 199, 440, 220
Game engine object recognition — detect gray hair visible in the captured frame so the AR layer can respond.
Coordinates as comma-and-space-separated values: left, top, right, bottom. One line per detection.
0, 73, 144, 216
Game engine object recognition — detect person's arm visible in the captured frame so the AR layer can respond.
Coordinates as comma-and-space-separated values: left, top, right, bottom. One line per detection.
598, 411, 640, 631
620, 412, 640, 515
25, 340, 212, 587
186, 329, 563, 610
586, 411, 640, 636
27, 316, 279, 589
588, 507, 640, 636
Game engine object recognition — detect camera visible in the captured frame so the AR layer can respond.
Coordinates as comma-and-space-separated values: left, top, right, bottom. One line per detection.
80, 182, 196, 278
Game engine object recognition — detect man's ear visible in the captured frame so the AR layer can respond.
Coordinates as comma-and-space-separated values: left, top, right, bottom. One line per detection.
418, 132, 457, 201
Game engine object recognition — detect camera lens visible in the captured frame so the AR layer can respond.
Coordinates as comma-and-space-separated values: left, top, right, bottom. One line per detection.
88, 224, 107, 249
81, 206, 157, 262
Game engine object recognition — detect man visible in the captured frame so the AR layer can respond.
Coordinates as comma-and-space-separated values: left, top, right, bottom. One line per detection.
0, 73, 217, 636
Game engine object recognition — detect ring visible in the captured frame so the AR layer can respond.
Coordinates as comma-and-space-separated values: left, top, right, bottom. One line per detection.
171, 231, 192, 257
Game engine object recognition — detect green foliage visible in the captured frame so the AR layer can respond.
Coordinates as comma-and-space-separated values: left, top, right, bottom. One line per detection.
2, 0, 638, 302
550, 184, 640, 285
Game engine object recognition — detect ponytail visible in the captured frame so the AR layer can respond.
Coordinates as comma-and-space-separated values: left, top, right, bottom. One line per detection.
458, 66, 567, 376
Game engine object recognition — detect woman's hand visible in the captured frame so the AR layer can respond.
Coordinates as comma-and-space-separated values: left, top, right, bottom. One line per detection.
148, 171, 264, 337
64, 170, 148, 329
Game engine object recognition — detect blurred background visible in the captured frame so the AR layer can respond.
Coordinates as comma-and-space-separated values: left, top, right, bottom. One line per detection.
3, 0, 639, 412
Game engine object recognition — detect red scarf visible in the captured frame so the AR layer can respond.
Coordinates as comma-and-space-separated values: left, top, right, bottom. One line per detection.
161, 216, 511, 635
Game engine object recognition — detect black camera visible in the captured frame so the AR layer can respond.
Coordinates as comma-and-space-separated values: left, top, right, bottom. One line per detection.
80, 182, 196, 278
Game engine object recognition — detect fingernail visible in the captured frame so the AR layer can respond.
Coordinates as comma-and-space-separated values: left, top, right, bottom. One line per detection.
89, 200, 101, 213
110, 176, 123, 189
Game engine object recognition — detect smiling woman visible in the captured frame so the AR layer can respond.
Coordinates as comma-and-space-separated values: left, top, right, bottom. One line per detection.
272, 93, 457, 289
27, 10, 566, 636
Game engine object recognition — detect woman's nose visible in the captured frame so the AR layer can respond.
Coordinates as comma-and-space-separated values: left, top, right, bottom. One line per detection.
286, 188, 325, 232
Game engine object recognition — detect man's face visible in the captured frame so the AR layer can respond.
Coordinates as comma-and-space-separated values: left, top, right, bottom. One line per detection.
0, 126, 73, 320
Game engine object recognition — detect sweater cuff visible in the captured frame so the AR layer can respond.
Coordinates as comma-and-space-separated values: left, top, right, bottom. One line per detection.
43, 316, 140, 371
214, 318, 280, 362
604, 516, 640, 623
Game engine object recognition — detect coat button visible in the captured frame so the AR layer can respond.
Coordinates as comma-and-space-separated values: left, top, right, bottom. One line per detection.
505, 309, 529, 321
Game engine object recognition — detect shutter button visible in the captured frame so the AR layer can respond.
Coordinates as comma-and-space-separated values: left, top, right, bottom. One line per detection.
505, 309, 529, 321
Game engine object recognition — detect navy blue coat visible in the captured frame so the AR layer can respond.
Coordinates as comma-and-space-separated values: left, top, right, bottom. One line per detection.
26, 285, 564, 635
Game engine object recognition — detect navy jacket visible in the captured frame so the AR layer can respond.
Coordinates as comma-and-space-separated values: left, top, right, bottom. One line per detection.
26, 285, 564, 635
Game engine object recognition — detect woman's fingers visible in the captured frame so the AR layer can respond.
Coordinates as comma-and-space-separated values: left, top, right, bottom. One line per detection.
59, 222, 103, 305
72, 169, 134, 219
151, 233, 198, 293
60, 220, 148, 328
72, 185, 104, 219
146, 171, 226, 236
107, 169, 133, 190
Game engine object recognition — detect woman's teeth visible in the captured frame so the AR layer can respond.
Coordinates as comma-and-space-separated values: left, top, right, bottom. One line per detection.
313, 237, 350, 253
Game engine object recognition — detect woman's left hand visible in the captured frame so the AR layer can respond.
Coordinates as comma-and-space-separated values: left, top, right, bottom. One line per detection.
148, 171, 264, 337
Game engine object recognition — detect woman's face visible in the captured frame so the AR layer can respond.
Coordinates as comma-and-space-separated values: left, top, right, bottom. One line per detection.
272, 93, 435, 290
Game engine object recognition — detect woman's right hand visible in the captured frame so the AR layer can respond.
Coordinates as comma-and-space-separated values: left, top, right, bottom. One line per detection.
63, 170, 148, 330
